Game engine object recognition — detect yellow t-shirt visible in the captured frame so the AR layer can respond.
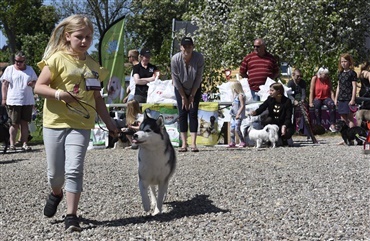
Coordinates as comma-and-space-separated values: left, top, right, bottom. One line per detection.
38, 52, 109, 129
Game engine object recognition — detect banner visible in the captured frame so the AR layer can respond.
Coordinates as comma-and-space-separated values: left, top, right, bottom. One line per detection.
99, 16, 126, 104
142, 102, 221, 146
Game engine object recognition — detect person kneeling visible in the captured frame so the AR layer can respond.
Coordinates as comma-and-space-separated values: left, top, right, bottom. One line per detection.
250, 83, 294, 147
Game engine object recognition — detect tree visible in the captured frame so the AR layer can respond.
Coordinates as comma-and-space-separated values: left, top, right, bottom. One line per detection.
186, 0, 370, 92
0, 0, 58, 65
54, 0, 132, 60
124, 0, 196, 78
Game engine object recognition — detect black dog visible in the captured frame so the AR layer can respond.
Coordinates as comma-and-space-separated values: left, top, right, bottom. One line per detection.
335, 120, 367, 145
0, 106, 10, 153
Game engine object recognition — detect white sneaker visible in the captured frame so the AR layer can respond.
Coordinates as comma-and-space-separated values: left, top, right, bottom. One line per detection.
329, 126, 337, 133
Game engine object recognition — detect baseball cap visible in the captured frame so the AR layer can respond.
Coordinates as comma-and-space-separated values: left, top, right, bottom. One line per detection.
140, 48, 151, 57
181, 37, 194, 46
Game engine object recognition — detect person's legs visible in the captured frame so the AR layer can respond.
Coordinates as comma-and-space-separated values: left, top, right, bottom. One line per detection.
323, 98, 336, 130
64, 129, 90, 215
43, 128, 66, 195
229, 118, 236, 146
313, 99, 323, 125
19, 105, 33, 148
175, 88, 189, 149
188, 89, 201, 149
6, 105, 20, 148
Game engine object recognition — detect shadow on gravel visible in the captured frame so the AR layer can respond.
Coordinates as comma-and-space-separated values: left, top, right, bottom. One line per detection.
0, 158, 27, 164
80, 194, 229, 229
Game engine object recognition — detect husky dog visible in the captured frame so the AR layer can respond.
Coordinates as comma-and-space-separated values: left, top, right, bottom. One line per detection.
335, 120, 367, 145
247, 124, 279, 148
132, 110, 176, 215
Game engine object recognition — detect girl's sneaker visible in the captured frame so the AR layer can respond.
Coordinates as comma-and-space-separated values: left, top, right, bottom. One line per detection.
227, 142, 236, 148
239, 142, 247, 147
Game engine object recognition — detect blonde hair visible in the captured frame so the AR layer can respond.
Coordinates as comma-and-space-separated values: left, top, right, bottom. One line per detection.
230, 81, 245, 96
128, 49, 139, 61
42, 14, 93, 60
338, 53, 354, 72
126, 99, 141, 125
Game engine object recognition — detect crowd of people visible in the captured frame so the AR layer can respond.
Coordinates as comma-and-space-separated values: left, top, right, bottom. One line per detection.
1, 12, 370, 233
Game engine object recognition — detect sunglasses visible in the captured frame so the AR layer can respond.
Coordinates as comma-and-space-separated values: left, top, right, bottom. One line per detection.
15, 60, 25, 63
253, 45, 261, 49
127, 56, 133, 58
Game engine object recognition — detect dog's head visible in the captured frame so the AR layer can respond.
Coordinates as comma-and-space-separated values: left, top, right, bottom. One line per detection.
107, 76, 121, 99
132, 109, 166, 145
335, 120, 348, 132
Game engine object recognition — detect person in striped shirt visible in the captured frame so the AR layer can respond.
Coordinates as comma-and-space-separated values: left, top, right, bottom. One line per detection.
239, 38, 279, 101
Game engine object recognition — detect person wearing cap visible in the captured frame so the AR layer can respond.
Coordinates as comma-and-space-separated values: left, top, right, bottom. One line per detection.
239, 38, 279, 101
132, 48, 158, 103
171, 37, 205, 152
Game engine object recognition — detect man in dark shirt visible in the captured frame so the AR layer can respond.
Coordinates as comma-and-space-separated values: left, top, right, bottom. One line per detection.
133, 48, 158, 103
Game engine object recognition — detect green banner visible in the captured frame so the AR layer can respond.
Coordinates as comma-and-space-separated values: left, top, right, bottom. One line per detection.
99, 16, 126, 103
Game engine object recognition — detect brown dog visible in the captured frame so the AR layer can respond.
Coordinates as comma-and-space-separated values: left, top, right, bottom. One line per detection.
356, 109, 370, 129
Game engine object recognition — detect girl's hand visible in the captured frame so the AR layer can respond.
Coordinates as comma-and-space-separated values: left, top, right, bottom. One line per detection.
236, 114, 240, 120
188, 95, 194, 109
349, 100, 355, 106
309, 103, 314, 108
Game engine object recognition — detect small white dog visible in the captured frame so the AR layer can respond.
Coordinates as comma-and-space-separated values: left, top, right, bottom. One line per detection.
247, 124, 279, 148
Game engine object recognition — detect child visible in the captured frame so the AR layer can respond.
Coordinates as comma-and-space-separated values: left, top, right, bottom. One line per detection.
334, 53, 357, 128
228, 81, 247, 147
121, 99, 143, 149
34, 14, 119, 232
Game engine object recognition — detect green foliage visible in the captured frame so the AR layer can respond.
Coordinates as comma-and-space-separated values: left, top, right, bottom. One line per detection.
186, 0, 370, 92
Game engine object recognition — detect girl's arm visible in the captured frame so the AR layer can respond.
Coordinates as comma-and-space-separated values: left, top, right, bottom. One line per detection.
34, 66, 78, 103
350, 80, 357, 105
334, 82, 339, 105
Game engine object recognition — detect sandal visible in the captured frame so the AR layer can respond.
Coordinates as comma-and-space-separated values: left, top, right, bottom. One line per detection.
191, 147, 199, 152
178, 147, 188, 152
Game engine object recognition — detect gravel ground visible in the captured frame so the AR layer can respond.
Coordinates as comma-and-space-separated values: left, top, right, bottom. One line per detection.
1, 135, 369, 241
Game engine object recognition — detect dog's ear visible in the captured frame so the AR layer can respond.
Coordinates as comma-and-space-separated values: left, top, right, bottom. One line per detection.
157, 115, 165, 127
144, 108, 151, 120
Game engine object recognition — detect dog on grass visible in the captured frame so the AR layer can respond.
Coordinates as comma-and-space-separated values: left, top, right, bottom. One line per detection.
131, 109, 176, 215
335, 120, 367, 146
247, 124, 279, 148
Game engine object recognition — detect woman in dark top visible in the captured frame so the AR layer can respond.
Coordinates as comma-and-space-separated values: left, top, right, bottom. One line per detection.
133, 48, 158, 103
251, 82, 294, 146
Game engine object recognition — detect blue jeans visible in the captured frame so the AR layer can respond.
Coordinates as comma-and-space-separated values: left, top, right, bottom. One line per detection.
230, 117, 244, 143
251, 90, 260, 101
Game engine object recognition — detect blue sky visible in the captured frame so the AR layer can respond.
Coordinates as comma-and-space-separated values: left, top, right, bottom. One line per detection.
0, 32, 6, 48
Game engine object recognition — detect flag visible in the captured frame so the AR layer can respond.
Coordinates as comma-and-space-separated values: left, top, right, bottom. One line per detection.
99, 16, 126, 104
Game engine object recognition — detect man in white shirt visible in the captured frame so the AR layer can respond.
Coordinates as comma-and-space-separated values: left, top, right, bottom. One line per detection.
1, 51, 37, 151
